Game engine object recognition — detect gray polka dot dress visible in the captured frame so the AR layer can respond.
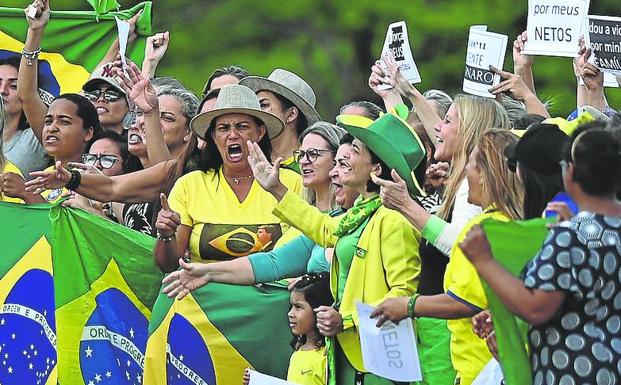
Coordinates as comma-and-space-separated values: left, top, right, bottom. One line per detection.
523, 212, 621, 385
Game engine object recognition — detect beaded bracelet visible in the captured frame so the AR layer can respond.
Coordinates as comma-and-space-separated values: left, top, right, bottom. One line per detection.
22, 47, 41, 66
407, 294, 420, 318
156, 232, 176, 242
64, 169, 82, 191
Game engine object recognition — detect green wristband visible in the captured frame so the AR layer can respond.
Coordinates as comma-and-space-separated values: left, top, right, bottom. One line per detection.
407, 294, 420, 318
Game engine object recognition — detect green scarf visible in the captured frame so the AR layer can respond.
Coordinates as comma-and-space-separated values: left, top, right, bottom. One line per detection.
333, 195, 382, 237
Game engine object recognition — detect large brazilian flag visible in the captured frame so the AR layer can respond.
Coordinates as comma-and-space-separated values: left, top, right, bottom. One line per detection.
0, 2, 152, 100
0, 203, 294, 385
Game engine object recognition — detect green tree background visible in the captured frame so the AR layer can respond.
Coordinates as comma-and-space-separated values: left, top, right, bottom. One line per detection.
6, 0, 621, 119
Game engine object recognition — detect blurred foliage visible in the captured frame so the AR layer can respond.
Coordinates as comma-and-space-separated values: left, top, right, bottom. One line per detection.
6, 0, 621, 119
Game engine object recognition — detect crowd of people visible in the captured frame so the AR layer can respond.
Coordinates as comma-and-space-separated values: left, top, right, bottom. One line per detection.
2, 0, 621, 384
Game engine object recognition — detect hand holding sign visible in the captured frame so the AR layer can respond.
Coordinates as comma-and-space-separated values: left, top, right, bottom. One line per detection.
382, 54, 418, 99
512, 31, 534, 69
576, 37, 603, 90
378, 21, 421, 91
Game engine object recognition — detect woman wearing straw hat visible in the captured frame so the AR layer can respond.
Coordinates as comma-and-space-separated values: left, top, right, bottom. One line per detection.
246, 112, 426, 384
153, 84, 303, 272
241, 68, 321, 173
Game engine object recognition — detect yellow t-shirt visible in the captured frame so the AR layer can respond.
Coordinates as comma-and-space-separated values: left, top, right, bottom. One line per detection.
443, 208, 509, 385
1, 161, 25, 204
40, 165, 67, 203
168, 167, 302, 263
286, 347, 327, 385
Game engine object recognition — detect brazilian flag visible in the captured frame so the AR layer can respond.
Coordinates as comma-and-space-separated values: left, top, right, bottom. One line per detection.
143, 283, 294, 384
0, 202, 162, 385
0, 2, 152, 100
0, 203, 295, 385
480, 218, 551, 385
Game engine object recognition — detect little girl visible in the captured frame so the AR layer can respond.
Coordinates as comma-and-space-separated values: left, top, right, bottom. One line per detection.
244, 272, 333, 385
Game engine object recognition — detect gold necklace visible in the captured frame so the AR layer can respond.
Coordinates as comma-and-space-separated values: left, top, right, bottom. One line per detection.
226, 174, 253, 184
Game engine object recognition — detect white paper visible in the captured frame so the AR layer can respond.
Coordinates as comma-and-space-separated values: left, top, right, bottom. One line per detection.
26, 5, 38, 19
471, 358, 504, 385
463, 28, 508, 98
379, 21, 421, 90
470, 25, 488, 32
523, 0, 590, 57
586, 15, 621, 75
248, 369, 300, 385
115, 16, 130, 67
356, 302, 422, 382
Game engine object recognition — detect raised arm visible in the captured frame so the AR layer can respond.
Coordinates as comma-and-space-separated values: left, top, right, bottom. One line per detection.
26, 159, 175, 203
488, 66, 550, 118
382, 56, 442, 146
16, 0, 50, 143
115, 61, 171, 164
513, 31, 536, 96
141, 31, 169, 78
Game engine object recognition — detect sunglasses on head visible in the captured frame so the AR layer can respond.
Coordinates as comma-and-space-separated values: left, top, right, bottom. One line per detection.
81, 153, 119, 169
84, 88, 122, 103
293, 148, 333, 163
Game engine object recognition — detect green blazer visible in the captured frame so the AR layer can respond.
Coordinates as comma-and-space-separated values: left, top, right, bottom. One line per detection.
273, 191, 421, 371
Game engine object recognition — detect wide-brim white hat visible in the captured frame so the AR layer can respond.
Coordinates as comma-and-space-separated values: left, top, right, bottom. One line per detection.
240, 68, 321, 126
190, 85, 285, 139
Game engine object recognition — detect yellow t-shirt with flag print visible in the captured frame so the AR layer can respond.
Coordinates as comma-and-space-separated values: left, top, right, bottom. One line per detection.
168, 167, 303, 263
443, 208, 509, 385
1, 160, 25, 204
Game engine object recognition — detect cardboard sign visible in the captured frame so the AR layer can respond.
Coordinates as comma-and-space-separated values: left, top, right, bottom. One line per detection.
248, 370, 299, 385
378, 21, 421, 90
463, 28, 508, 98
587, 15, 621, 75
523, 0, 590, 57
356, 302, 422, 382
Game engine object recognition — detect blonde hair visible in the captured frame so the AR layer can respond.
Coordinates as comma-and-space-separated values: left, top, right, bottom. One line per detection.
437, 94, 510, 218
475, 129, 524, 220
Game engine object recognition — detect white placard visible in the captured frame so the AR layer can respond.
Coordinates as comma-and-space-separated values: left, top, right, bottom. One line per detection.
248, 369, 300, 385
463, 28, 508, 98
115, 16, 130, 67
472, 359, 505, 385
379, 21, 421, 90
356, 302, 422, 382
586, 15, 621, 75
523, 0, 590, 57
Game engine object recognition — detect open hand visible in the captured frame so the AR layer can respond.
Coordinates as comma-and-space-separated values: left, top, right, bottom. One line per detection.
247, 140, 284, 193
113, 60, 158, 114
161, 257, 210, 300
26, 161, 71, 193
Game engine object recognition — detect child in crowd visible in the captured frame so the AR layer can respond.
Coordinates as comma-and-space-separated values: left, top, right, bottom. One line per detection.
243, 272, 332, 385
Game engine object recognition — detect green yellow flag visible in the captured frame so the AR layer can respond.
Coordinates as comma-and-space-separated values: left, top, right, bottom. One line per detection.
480, 218, 551, 385
0, 2, 152, 99
143, 282, 295, 384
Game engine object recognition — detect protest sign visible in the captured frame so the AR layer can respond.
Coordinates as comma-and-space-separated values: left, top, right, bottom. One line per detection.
587, 15, 621, 75
463, 28, 508, 98
248, 369, 299, 385
356, 302, 422, 382
523, 0, 590, 57
378, 21, 421, 90
472, 359, 504, 385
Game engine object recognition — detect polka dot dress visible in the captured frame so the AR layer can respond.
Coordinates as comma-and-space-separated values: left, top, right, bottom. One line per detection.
523, 212, 621, 385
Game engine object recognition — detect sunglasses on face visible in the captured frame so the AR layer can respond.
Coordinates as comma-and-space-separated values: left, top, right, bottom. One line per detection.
293, 148, 333, 163
84, 89, 122, 103
81, 153, 119, 169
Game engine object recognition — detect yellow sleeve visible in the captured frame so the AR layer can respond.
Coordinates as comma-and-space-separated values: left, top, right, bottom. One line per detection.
272, 189, 340, 247
375, 212, 421, 303
445, 224, 487, 311
168, 173, 193, 227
